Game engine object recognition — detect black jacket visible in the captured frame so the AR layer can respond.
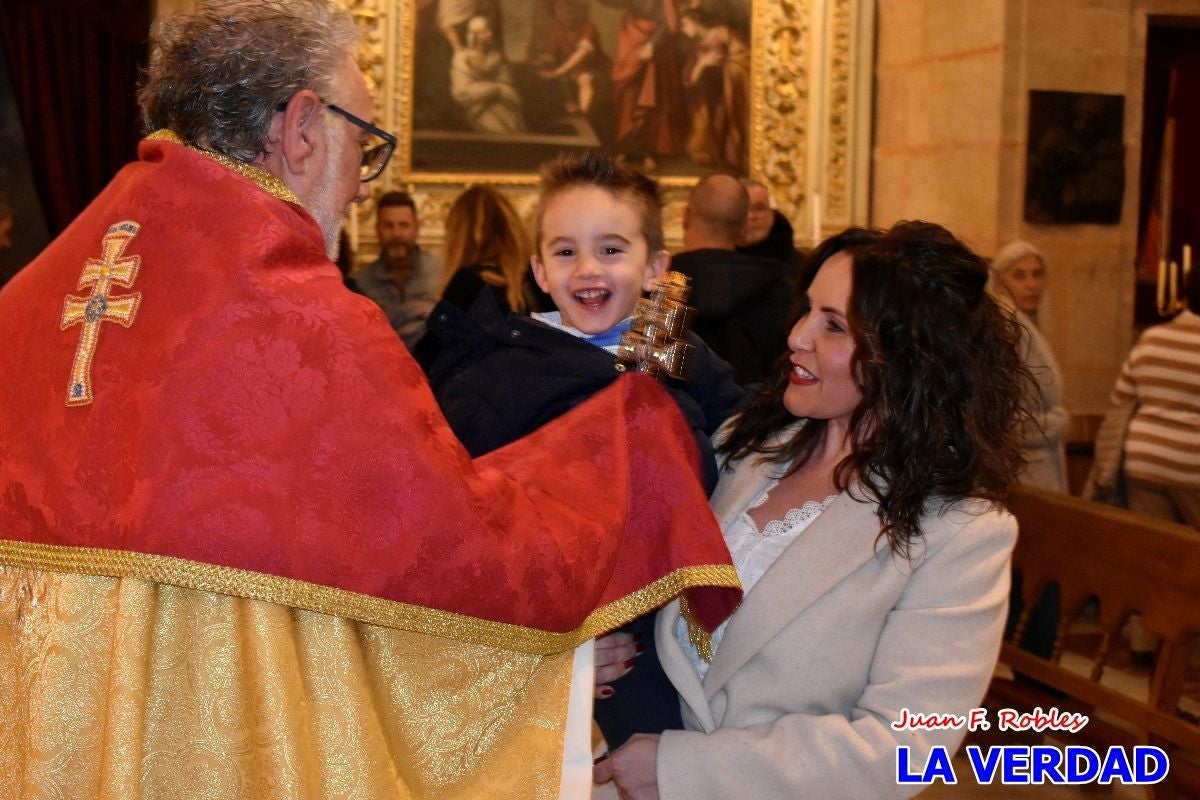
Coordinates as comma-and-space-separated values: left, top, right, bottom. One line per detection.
671, 248, 794, 388
419, 290, 746, 494
736, 209, 797, 264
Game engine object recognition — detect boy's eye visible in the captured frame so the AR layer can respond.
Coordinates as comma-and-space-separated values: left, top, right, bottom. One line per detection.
553, 248, 575, 258
601, 246, 624, 255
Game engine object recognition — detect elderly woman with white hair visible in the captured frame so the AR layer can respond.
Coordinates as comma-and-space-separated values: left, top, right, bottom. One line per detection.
991, 240, 1068, 493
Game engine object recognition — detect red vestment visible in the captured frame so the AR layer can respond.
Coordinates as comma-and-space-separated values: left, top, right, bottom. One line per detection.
0, 135, 739, 642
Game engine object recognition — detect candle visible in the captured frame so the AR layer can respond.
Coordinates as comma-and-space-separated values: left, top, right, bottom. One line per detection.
811, 191, 822, 246
1184, 244, 1193, 279
1158, 258, 1167, 312
1170, 258, 1178, 311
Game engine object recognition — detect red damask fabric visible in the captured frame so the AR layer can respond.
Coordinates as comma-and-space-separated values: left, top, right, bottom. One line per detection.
0, 139, 738, 634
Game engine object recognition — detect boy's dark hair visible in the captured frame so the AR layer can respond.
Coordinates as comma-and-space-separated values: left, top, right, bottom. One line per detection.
534, 150, 664, 256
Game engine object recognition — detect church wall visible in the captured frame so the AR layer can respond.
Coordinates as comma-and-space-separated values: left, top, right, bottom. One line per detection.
873, 0, 1007, 251
874, 0, 1200, 416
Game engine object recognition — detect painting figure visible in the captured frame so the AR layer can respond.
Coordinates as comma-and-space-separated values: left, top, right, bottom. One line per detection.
680, 4, 748, 172
533, 0, 608, 116
439, 0, 503, 52
603, 0, 685, 171
451, 15, 526, 133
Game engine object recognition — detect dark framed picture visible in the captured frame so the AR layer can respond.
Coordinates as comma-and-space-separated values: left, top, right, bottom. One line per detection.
405, 0, 751, 179
1024, 90, 1125, 225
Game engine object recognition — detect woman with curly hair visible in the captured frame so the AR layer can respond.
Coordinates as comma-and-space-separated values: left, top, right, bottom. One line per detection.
595, 221, 1035, 799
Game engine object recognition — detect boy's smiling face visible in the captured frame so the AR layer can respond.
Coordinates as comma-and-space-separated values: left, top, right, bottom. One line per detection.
532, 185, 668, 335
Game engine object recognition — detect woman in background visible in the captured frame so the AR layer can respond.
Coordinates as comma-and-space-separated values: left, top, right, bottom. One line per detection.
413, 184, 546, 366
990, 240, 1066, 675
1085, 263, 1200, 525
991, 240, 1068, 492
438, 184, 540, 312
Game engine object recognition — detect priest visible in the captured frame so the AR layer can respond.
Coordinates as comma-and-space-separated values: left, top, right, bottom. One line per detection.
0, 2, 740, 798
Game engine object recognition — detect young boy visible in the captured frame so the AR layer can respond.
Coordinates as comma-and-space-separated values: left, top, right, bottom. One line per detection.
418, 150, 744, 749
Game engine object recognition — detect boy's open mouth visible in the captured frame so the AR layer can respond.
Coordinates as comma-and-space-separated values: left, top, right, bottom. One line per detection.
574, 288, 611, 308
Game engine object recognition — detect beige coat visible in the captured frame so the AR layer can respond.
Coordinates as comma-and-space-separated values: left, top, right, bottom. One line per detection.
655, 453, 1017, 799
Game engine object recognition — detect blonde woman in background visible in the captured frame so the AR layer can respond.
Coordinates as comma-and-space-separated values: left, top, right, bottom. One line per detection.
413, 184, 545, 366
437, 184, 541, 313
991, 240, 1068, 493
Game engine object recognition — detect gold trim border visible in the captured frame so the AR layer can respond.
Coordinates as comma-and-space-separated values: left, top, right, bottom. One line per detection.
0, 539, 740, 654
146, 129, 302, 207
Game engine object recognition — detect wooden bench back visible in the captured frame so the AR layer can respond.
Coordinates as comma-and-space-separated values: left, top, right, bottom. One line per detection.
1009, 486, 1200, 647
999, 486, 1200, 785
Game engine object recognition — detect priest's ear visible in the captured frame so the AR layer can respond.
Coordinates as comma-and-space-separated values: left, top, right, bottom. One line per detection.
263, 90, 324, 178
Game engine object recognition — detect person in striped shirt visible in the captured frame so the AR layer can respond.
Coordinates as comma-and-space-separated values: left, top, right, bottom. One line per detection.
1086, 263, 1200, 528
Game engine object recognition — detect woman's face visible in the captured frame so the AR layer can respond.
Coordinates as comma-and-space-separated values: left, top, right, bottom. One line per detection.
783, 251, 862, 433
999, 253, 1046, 314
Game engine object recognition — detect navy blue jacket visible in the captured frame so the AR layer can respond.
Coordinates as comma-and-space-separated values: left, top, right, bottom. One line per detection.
419, 291, 745, 494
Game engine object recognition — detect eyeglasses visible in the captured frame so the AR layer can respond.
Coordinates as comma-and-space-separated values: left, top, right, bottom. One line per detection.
276, 98, 397, 182
324, 104, 396, 182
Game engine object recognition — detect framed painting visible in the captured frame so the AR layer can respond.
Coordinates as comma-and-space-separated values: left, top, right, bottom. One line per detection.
1024, 90, 1125, 225
400, 0, 753, 180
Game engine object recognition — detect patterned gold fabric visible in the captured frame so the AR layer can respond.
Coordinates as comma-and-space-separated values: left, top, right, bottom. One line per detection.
0, 540, 738, 655
0, 567, 574, 799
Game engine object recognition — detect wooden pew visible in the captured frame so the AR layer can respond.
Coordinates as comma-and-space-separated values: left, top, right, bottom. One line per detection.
984, 486, 1200, 798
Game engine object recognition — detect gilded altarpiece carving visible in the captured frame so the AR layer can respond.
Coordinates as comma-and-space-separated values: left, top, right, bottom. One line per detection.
326, 0, 870, 256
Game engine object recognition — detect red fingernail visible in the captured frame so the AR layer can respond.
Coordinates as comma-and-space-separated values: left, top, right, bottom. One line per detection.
623, 658, 636, 668
599, 687, 614, 697
634, 642, 646, 654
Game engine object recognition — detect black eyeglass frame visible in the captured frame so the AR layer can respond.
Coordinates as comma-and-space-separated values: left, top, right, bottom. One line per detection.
276, 98, 397, 182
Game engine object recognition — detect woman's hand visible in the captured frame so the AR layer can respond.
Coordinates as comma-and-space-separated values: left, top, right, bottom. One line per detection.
594, 632, 642, 699
593, 733, 661, 799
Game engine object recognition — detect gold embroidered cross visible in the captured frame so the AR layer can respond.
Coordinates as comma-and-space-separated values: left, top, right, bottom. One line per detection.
60, 220, 143, 406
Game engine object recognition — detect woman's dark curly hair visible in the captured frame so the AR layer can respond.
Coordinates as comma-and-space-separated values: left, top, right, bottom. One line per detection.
719, 220, 1036, 557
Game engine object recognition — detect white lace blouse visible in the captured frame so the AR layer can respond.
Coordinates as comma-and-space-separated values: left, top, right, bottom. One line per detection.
676, 484, 838, 680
